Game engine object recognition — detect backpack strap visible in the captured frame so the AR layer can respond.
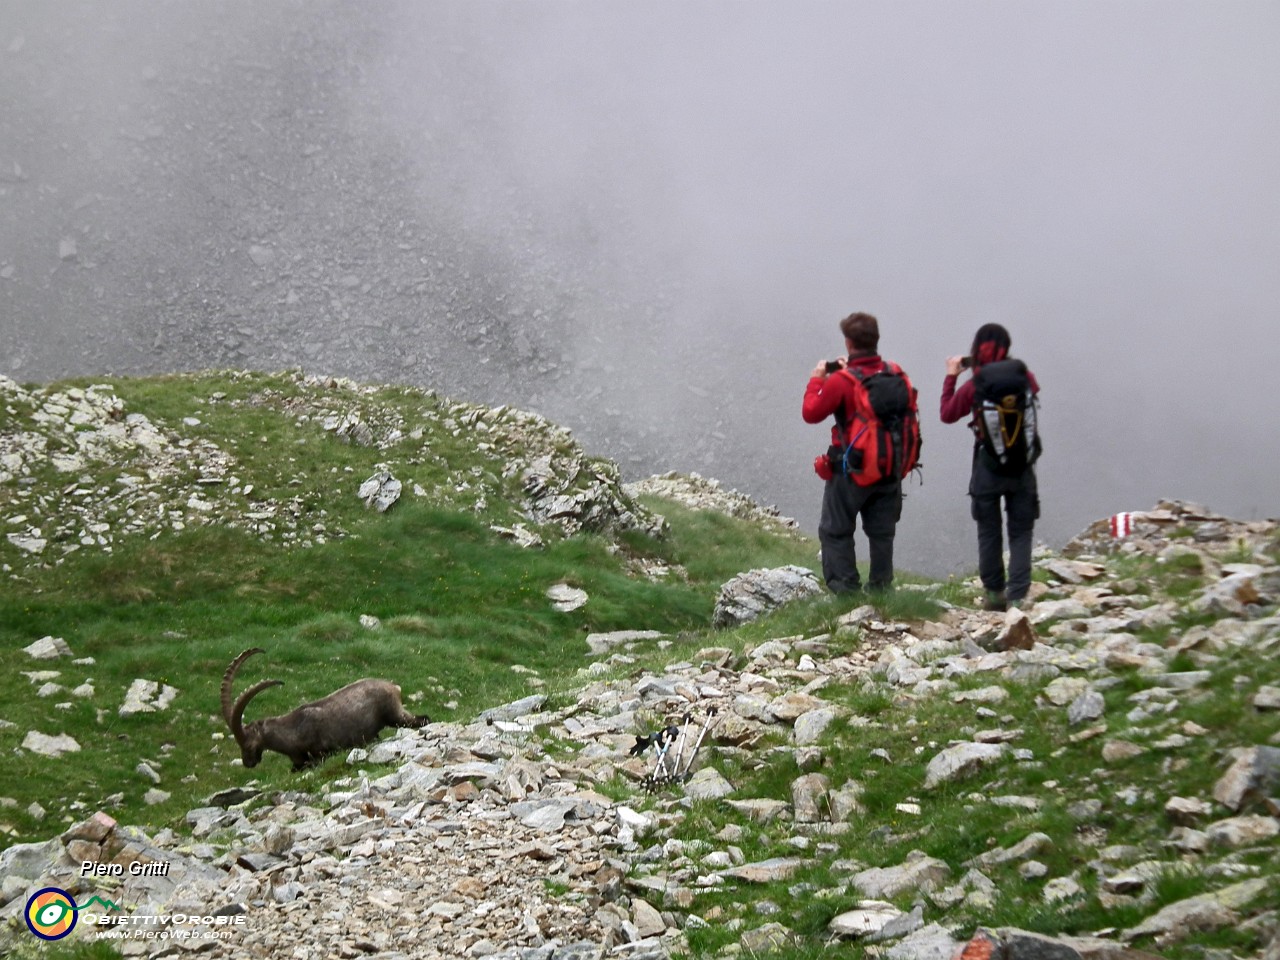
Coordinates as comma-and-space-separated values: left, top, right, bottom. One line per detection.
837, 360, 895, 386
832, 364, 875, 437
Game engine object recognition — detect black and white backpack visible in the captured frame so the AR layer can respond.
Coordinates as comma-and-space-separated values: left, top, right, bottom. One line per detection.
971, 358, 1040, 474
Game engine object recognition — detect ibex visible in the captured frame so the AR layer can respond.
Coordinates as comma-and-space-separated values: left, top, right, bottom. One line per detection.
221, 648, 431, 771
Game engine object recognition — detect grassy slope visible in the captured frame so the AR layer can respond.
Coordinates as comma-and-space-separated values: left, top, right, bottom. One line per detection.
0, 372, 817, 845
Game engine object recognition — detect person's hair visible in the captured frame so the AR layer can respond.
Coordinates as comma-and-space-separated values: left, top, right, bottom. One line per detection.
970, 323, 1011, 366
839, 312, 879, 351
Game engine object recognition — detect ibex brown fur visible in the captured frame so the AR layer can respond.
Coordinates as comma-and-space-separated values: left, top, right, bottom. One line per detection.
221, 648, 431, 771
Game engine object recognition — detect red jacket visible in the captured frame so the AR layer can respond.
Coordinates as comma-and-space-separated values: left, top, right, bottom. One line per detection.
940, 365, 1040, 425
803, 351, 891, 446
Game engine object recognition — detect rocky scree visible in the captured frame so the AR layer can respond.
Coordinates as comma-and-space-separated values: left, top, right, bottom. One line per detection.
1, 499, 1278, 959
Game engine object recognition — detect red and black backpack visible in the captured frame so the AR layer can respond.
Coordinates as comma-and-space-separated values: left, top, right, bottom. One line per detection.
832, 362, 922, 486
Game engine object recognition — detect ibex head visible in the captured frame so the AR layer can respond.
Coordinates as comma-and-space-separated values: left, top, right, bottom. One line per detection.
220, 647, 283, 769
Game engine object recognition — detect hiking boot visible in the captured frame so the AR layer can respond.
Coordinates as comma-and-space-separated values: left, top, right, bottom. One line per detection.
982, 591, 1008, 612
830, 582, 863, 597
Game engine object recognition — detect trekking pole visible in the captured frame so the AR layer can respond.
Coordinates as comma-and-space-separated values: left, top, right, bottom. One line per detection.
644, 724, 679, 790
674, 706, 723, 782
663, 712, 693, 784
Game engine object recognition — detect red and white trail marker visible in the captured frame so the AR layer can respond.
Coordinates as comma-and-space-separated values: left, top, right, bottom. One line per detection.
1109, 512, 1135, 538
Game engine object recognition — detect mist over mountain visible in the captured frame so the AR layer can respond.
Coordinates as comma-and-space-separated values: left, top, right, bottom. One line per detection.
2, 0, 1278, 575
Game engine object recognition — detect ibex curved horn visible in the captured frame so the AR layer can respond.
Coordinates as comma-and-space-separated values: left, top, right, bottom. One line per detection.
222, 648, 282, 743
221, 649, 263, 725
231, 679, 285, 741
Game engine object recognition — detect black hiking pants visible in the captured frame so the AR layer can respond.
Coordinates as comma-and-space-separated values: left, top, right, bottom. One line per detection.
818, 474, 902, 593
969, 452, 1039, 602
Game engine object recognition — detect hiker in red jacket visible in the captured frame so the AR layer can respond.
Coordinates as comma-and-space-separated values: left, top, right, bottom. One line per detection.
803, 312, 917, 594
940, 323, 1041, 611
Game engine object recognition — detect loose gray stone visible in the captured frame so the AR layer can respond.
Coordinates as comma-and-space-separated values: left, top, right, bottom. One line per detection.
119, 678, 179, 717
1044, 877, 1084, 903
924, 742, 1007, 788
880, 923, 965, 960
1212, 746, 1280, 811
683, 767, 735, 800
1068, 690, 1105, 725
792, 706, 841, 746
739, 923, 794, 953
1205, 814, 1280, 848
965, 832, 1053, 869
1043, 677, 1090, 706
723, 798, 790, 823
852, 852, 950, 898
585, 630, 664, 656
357, 469, 401, 512
791, 773, 830, 823
1253, 686, 1280, 711
1101, 740, 1147, 763
1164, 796, 1211, 825
1123, 878, 1271, 941
829, 900, 905, 938
631, 898, 666, 939
992, 609, 1036, 651
719, 857, 811, 883
829, 780, 866, 821
1030, 599, 1091, 624
770, 691, 825, 722
479, 695, 547, 723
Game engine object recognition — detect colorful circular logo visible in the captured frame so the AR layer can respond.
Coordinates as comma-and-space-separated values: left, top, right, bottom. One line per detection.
25, 887, 78, 941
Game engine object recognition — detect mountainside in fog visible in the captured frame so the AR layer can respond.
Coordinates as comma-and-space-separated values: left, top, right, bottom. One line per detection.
0, 2, 675, 463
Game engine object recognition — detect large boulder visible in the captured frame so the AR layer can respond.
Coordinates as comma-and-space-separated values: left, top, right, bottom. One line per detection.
713, 565, 822, 627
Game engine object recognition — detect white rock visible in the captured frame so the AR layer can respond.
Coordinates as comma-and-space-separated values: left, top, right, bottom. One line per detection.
6, 532, 46, 553
546, 583, 588, 612
23, 636, 73, 659
358, 470, 402, 512
22, 731, 81, 757
119, 679, 180, 717
615, 806, 655, 844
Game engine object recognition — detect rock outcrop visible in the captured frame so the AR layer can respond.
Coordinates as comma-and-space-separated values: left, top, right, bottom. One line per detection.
0, 372, 665, 573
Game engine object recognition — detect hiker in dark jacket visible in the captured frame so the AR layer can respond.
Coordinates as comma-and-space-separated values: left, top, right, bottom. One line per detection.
802, 312, 908, 594
940, 323, 1040, 611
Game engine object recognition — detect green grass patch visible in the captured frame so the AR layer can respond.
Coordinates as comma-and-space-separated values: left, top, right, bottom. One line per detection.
0, 377, 833, 844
